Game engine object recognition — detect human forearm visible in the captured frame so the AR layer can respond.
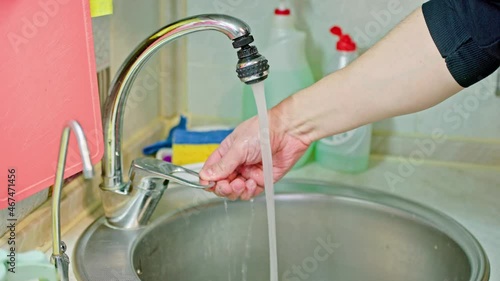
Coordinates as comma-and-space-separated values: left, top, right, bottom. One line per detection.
200, 4, 498, 200
273, 7, 463, 143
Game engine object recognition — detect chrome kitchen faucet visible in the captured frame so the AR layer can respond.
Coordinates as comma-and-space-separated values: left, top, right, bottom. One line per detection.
99, 14, 270, 229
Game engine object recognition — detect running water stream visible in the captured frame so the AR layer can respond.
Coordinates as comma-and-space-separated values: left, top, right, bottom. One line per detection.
251, 82, 278, 281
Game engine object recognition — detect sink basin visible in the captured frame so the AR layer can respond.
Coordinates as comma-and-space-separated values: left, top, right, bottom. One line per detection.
74, 180, 489, 281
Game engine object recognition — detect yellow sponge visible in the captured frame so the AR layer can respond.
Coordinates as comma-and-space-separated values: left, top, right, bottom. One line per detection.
89, 0, 113, 17
172, 144, 220, 166
171, 129, 232, 165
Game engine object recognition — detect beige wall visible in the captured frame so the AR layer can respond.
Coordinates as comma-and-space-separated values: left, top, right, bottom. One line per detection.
110, 0, 165, 140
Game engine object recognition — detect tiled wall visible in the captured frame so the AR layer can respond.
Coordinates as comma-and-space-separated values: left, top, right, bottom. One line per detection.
184, 0, 500, 141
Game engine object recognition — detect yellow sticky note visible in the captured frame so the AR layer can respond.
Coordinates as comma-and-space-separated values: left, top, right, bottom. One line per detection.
89, 0, 113, 17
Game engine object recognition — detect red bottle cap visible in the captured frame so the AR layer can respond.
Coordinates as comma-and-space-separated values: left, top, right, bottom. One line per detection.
274, 8, 291, 15
330, 26, 356, 52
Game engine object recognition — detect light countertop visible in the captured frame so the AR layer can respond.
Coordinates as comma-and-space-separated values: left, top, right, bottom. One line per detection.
53, 156, 500, 281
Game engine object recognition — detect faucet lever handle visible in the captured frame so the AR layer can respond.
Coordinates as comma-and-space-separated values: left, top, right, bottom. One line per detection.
130, 157, 215, 189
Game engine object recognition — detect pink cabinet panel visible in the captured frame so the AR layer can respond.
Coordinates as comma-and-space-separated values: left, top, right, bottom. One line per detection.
0, 0, 103, 209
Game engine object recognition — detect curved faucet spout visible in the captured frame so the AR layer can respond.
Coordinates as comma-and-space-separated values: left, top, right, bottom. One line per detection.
99, 14, 269, 228
101, 14, 254, 191
51, 120, 94, 281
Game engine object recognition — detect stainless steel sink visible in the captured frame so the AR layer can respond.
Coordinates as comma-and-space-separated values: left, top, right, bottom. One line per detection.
74, 180, 489, 281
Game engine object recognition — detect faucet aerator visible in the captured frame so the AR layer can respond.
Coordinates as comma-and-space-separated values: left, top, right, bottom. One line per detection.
234, 38, 270, 84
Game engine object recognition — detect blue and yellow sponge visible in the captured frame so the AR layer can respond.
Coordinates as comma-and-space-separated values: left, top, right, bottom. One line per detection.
172, 129, 233, 165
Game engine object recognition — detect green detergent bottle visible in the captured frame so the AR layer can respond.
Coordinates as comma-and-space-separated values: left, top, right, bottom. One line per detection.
315, 26, 372, 173
242, 4, 316, 169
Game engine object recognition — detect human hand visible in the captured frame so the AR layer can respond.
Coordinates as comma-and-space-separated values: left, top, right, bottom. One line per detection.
199, 109, 311, 200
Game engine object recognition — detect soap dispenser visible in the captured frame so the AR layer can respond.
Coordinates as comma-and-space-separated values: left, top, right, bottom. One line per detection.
315, 26, 373, 173
241, 3, 316, 169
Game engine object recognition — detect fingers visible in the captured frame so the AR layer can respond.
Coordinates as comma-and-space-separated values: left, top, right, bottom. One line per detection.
226, 176, 246, 201
253, 186, 265, 198
202, 142, 226, 168
209, 177, 265, 201
202, 160, 269, 201
244, 178, 264, 200
200, 146, 244, 182
201, 171, 237, 193
214, 180, 232, 197
213, 176, 246, 200
240, 179, 257, 201
238, 165, 265, 186
199, 146, 224, 179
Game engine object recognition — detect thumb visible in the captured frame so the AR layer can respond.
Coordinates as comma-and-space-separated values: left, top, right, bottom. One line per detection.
200, 146, 244, 181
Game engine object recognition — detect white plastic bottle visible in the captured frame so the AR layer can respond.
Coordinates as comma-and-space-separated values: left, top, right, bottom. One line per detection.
242, 4, 314, 118
315, 26, 372, 173
242, 4, 316, 169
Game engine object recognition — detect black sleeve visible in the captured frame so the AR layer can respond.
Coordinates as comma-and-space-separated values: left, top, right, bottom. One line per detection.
422, 0, 500, 87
